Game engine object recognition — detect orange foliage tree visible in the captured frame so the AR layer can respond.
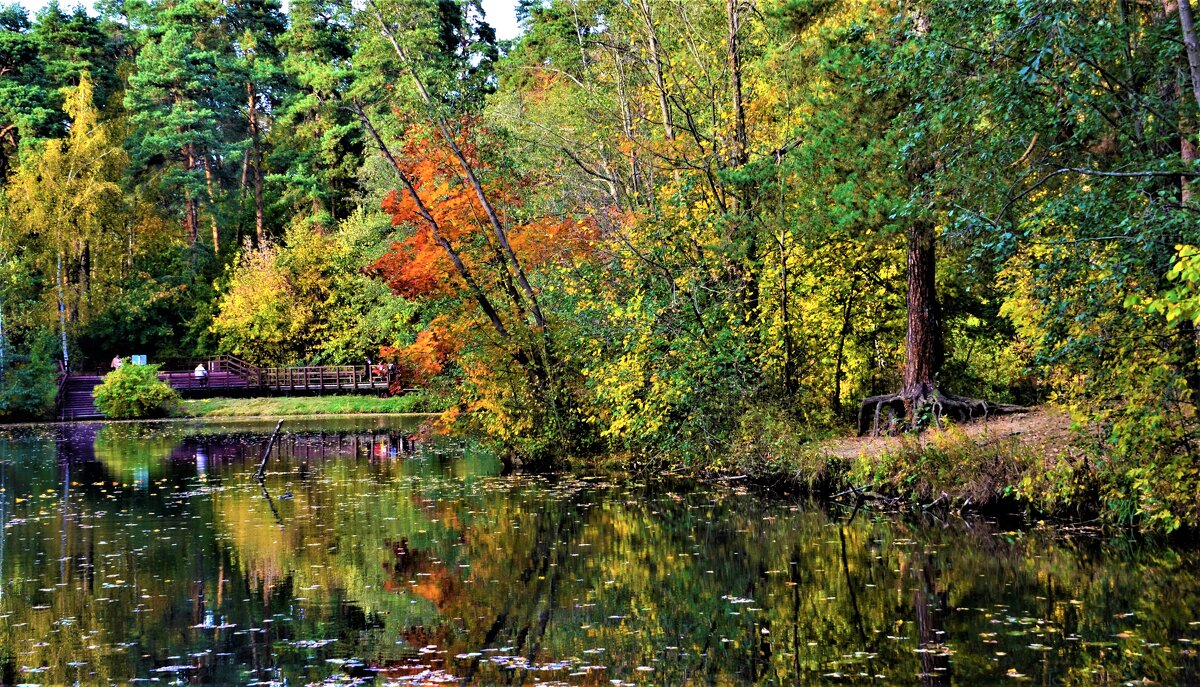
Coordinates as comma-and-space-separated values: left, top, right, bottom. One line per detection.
364, 120, 593, 451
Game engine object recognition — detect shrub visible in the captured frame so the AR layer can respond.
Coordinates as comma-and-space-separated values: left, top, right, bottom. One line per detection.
727, 403, 835, 486
92, 362, 180, 419
0, 331, 59, 421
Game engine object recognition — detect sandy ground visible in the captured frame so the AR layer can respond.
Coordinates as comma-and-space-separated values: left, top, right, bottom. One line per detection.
817, 406, 1075, 460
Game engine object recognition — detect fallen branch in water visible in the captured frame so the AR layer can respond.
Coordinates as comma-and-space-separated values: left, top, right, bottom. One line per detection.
256, 419, 284, 479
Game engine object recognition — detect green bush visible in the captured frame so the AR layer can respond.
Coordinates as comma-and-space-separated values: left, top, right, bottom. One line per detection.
92, 363, 180, 419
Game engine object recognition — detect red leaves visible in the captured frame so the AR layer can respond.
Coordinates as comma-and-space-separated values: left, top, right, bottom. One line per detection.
381, 318, 461, 386
367, 122, 593, 298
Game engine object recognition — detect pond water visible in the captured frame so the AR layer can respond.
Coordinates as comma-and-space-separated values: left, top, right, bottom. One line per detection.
0, 418, 1198, 685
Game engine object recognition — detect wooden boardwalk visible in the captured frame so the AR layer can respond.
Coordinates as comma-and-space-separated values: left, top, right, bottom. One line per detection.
56, 355, 394, 420
162, 356, 392, 394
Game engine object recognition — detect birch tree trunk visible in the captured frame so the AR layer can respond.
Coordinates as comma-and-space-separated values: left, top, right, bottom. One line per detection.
57, 253, 69, 371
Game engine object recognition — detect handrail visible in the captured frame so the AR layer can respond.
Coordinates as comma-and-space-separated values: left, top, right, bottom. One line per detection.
52, 365, 70, 420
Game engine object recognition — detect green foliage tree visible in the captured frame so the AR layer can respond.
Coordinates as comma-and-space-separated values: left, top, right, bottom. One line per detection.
0, 4, 52, 176
274, 0, 363, 228
124, 0, 235, 251
0, 328, 58, 420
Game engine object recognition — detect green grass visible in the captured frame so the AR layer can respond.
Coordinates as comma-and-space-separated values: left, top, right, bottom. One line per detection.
178, 392, 443, 418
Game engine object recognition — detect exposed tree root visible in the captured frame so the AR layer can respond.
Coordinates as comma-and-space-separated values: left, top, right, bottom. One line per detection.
857, 384, 1028, 437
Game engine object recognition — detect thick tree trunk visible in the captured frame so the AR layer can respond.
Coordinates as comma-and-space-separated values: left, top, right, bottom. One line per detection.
1179, 0, 1200, 108
902, 220, 941, 415
856, 215, 1023, 435
1163, 0, 1200, 203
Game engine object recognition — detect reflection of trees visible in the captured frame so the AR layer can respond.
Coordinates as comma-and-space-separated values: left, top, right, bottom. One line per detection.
0, 423, 469, 684
2, 423, 1199, 685
92, 424, 176, 486
214, 458, 452, 618
417, 488, 1200, 686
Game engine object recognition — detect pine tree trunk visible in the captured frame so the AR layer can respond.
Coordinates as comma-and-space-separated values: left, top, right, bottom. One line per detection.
203, 157, 221, 253
183, 145, 198, 245
901, 220, 941, 416
247, 81, 266, 247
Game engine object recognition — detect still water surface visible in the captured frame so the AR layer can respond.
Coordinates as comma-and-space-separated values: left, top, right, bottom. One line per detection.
0, 418, 1198, 685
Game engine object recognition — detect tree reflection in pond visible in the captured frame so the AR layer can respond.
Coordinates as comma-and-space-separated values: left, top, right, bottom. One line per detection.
0, 420, 1196, 684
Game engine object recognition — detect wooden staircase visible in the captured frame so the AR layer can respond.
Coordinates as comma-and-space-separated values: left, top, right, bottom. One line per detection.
59, 375, 103, 420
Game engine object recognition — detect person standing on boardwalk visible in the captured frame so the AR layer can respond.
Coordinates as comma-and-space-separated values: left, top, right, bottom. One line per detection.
194, 362, 208, 387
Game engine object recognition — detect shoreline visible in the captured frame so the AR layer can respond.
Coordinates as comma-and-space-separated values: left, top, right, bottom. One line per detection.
593, 406, 1109, 527
0, 411, 440, 429
0, 401, 1157, 530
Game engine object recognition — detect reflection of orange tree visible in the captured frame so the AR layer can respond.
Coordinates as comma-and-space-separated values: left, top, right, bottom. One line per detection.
0, 439, 502, 684
211, 458, 457, 623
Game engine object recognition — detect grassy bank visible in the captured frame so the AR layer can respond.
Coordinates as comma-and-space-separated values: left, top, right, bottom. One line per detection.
640, 407, 1106, 524
827, 409, 1095, 520
178, 392, 445, 418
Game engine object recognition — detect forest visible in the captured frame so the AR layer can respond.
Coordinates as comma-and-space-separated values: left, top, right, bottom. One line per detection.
1, 0, 1199, 529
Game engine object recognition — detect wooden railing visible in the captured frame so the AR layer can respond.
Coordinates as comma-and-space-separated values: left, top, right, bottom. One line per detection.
53, 363, 70, 420
158, 355, 393, 393
254, 365, 385, 391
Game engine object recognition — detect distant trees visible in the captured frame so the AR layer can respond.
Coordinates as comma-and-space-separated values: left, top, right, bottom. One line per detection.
212, 212, 414, 366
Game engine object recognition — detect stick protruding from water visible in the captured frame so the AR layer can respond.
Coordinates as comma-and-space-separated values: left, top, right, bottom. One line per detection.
256, 419, 284, 480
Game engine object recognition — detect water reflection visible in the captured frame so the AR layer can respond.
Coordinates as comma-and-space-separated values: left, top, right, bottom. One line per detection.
0, 420, 1197, 685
